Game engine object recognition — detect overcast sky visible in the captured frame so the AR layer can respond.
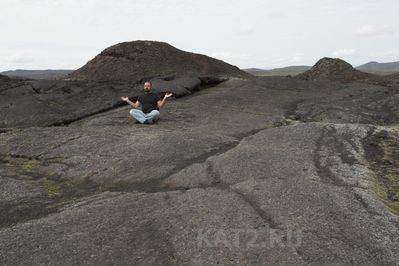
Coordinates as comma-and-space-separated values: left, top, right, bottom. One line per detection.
1, 0, 398, 71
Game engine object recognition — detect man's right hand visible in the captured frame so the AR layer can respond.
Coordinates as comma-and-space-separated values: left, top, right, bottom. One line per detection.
121, 96, 129, 102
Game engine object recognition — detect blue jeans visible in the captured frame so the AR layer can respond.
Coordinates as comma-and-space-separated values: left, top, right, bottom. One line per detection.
129, 109, 160, 124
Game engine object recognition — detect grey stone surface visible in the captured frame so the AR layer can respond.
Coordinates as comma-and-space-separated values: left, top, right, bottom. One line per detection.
164, 122, 399, 264
0, 177, 44, 202
1, 75, 399, 265
0, 190, 305, 265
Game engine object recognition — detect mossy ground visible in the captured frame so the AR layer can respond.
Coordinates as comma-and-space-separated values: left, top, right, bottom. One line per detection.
365, 130, 399, 215
0, 152, 179, 227
0, 154, 101, 227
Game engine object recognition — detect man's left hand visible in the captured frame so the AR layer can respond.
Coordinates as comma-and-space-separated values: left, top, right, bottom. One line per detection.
164, 92, 173, 99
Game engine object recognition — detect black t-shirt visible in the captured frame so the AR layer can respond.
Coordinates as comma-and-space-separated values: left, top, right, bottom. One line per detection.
135, 92, 160, 114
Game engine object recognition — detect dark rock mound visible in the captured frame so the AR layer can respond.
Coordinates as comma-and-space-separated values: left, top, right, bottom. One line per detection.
296, 57, 393, 85
66, 40, 251, 81
297, 57, 373, 82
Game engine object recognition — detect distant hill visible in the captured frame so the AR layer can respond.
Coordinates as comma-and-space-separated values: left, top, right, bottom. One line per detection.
1, 69, 74, 80
243, 65, 311, 76
356, 61, 399, 75
67, 40, 251, 81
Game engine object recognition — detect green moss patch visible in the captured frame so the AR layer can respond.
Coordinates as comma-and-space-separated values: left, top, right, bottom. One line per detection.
363, 129, 399, 215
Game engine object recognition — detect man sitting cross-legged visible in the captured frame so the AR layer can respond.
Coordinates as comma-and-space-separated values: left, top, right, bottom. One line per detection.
121, 81, 173, 124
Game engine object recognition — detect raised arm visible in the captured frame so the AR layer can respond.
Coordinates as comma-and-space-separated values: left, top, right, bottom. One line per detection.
121, 96, 140, 108
158, 92, 173, 109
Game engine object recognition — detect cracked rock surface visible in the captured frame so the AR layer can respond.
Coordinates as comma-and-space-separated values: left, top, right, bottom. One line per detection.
1, 76, 399, 265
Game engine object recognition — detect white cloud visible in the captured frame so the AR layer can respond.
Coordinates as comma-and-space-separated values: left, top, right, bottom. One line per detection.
235, 25, 256, 36
332, 49, 356, 57
1, 0, 399, 70
289, 56, 304, 64
356, 25, 394, 37
0, 51, 34, 64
